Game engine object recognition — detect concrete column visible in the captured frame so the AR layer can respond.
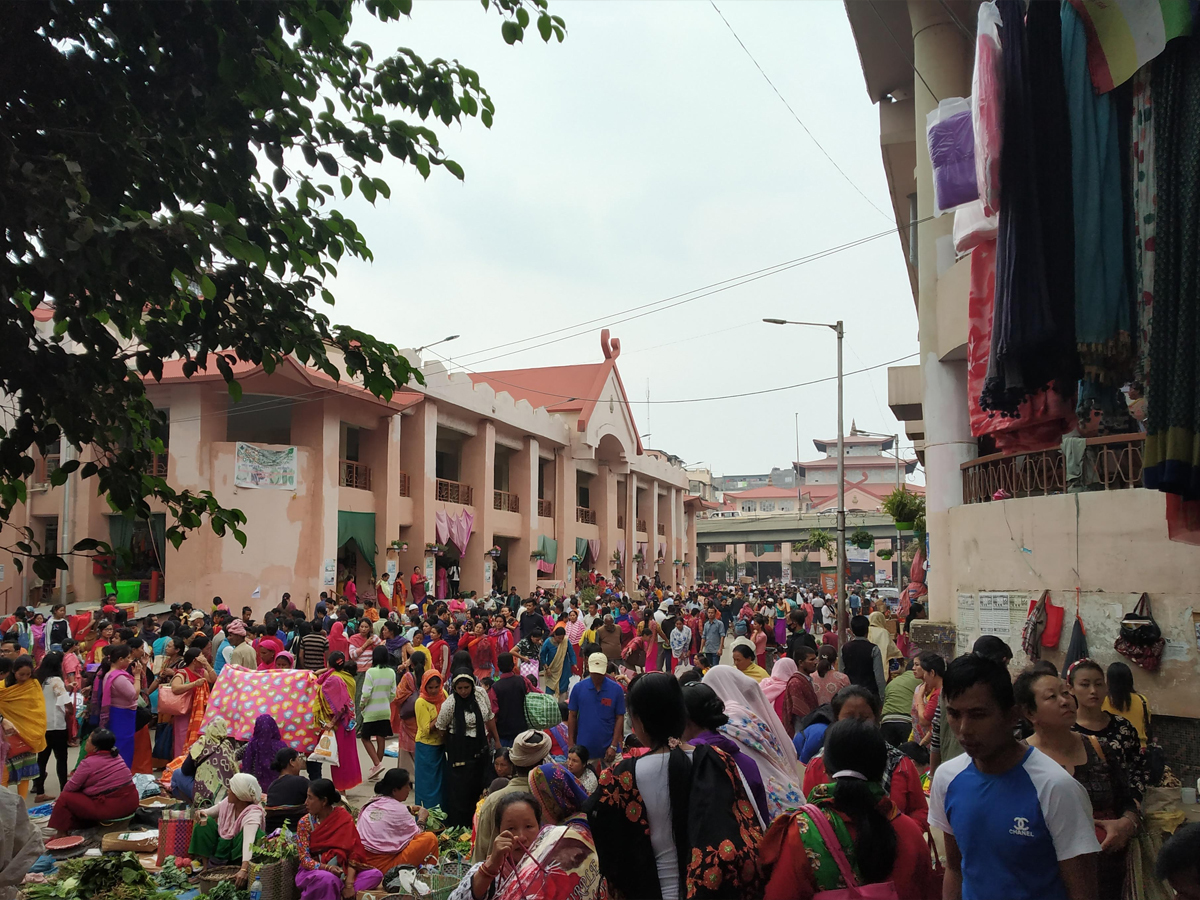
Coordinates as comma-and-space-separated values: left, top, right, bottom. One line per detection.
320, 401, 341, 602
554, 450, 576, 591
686, 506, 698, 588
596, 465, 618, 580
511, 436, 539, 596
781, 539, 793, 585
460, 420, 495, 597
397, 400, 437, 589
624, 473, 638, 587
648, 480, 661, 581
909, 0, 975, 621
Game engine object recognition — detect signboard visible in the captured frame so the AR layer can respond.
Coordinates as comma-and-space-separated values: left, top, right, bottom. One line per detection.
424, 554, 436, 588
957, 593, 976, 633
780, 566, 791, 584
234, 442, 297, 490
385, 559, 397, 580
978, 592, 1011, 635
483, 559, 493, 588
322, 559, 336, 587
820, 572, 837, 596
846, 545, 870, 563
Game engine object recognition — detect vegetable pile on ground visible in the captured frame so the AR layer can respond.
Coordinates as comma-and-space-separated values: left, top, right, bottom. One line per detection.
250, 831, 299, 863
24, 852, 177, 900
154, 858, 192, 892
206, 880, 249, 900
424, 806, 448, 833
437, 826, 472, 856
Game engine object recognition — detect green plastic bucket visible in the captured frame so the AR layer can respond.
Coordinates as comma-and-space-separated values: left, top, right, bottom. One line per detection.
113, 580, 140, 604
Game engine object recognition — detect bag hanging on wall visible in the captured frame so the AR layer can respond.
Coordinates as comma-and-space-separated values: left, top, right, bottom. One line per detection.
1021, 592, 1048, 661
1114, 593, 1166, 672
1061, 613, 1090, 675
1040, 596, 1065, 648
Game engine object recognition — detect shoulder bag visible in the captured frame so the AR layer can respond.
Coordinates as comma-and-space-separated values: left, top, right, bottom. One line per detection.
157, 672, 193, 717
1114, 593, 1166, 671
801, 803, 900, 900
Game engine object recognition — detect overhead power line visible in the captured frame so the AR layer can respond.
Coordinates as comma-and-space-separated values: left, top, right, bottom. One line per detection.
709, 1, 894, 222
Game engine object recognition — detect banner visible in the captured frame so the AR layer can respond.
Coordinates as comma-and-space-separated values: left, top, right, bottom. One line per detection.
201, 665, 322, 751
846, 545, 871, 563
234, 442, 297, 489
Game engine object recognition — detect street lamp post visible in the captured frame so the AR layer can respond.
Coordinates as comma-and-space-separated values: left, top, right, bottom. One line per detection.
763, 317, 846, 636
414, 334, 460, 354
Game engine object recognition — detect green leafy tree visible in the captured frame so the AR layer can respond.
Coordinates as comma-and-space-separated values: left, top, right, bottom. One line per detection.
1, 0, 565, 579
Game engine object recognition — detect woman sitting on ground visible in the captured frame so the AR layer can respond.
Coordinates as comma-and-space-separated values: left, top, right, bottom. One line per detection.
296, 778, 384, 900
264, 748, 310, 835
46, 728, 139, 837
171, 715, 240, 805
356, 768, 439, 872
762, 718, 935, 900
190, 773, 265, 885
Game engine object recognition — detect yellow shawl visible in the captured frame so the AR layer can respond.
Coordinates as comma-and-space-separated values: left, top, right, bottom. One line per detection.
0, 678, 46, 752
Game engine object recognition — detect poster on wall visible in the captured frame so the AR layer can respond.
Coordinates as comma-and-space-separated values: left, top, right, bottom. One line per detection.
386, 559, 397, 580
846, 545, 870, 563
957, 593, 976, 633
820, 572, 837, 596
483, 559, 493, 588
978, 592, 1011, 635
424, 554, 436, 588
322, 559, 336, 587
780, 566, 791, 584
234, 442, 297, 489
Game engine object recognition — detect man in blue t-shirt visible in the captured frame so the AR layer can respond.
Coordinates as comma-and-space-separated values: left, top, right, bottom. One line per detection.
567, 652, 626, 767
929, 654, 1099, 900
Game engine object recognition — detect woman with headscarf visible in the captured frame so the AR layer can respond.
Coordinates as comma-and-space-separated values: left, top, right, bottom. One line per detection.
703, 665, 805, 820
315, 653, 362, 791
190, 772, 266, 883
296, 779, 383, 900
242, 714, 289, 790
0, 656, 47, 800
681, 682, 771, 827
413, 670, 446, 809
357, 768, 439, 872
867, 611, 902, 674
173, 716, 240, 806
391, 651, 425, 776
327, 620, 351, 659
256, 636, 285, 671
760, 657, 797, 721
437, 671, 498, 827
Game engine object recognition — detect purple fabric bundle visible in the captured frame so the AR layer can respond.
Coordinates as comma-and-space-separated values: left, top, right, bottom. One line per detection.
928, 103, 978, 213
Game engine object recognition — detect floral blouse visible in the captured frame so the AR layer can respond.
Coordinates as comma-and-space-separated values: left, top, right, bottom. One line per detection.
1073, 713, 1147, 801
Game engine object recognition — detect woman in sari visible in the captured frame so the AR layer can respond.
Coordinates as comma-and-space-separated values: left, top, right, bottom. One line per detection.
413, 670, 446, 809
564, 610, 586, 677
296, 779, 384, 900
257, 636, 284, 670
411, 567, 427, 607
173, 716, 240, 805
759, 657, 797, 725
427, 624, 451, 681
0, 655, 47, 798
99, 644, 140, 768
703, 665, 805, 820
538, 628, 575, 702
327, 621, 351, 659
190, 773, 265, 883
47, 728, 139, 835
867, 611, 902, 672
170, 646, 216, 757
357, 768, 439, 872
391, 652, 424, 776
315, 653, 362, 791
463, 621, 497, 681
241, 714, 288, 790
640, 609, 660, 674
437, 672, 498, 828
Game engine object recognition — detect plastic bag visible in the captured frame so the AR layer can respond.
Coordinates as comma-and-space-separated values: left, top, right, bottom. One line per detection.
309, 728, 340, 767
927, 97, 977, 215
972, 1, 1004, 215
953, 200, 999, 253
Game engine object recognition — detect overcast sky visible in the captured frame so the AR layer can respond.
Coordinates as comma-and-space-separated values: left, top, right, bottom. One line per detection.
326, 0, 922, 481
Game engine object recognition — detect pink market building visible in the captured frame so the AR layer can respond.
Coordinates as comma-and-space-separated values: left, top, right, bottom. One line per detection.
5, 332, 696, 614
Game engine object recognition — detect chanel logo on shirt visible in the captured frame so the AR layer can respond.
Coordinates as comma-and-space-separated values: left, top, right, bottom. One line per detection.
1009, 816, 1035, 837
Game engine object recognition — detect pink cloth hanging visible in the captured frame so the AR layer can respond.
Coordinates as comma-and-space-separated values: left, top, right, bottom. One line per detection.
435, 510, 450, 546
587, 539, 600, 563
658, 542, 666, 560
616, 540, 625, 565
450, 510, 475, 555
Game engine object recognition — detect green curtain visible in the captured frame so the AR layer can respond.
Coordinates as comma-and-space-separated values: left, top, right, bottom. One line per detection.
150, 514, 166, 564
537, 534, 558, 564
108, 516, 134, 554
576, 537, 589, 563
337, 511, 377, 573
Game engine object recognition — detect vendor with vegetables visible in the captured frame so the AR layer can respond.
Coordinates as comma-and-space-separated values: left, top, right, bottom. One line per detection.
356, 768, 439, 871
45, 727, 138, 837
189, 772, 265, 885
296, 778, 383, 900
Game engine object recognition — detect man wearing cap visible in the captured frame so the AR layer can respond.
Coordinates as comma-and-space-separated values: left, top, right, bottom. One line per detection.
224, 619, 256, 669
471, 729, 551, 862
568, 652, 625, 772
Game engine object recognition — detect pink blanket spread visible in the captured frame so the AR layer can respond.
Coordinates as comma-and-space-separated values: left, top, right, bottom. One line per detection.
200, 664, 322, 752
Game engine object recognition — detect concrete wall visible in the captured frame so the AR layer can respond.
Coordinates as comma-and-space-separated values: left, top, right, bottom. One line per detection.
943, 489, 1200, 717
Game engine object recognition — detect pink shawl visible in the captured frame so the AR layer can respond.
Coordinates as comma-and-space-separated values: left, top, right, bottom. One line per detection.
217, 795, 264, 840
760, 658, 796, 708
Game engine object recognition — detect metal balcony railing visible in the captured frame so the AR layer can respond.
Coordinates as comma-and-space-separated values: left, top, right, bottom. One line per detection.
339, 460, 371, 490
961, 433, 1144, 504
397, 471, 411, 498
636, 518, 647, 533
657, 523, 665, 535
537, 499, 553, 518
494, 490, 519, 513
147, 452, 168, 477
576, 507, 597, 525
437, 478, 473, 506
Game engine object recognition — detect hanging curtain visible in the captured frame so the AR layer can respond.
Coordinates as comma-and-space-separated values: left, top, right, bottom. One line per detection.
108, 516, 134, 567
616, 539, 625, 566
1063, 1, 1134, 390
435, 510, 450, 547
576, 537, 589, 563
588, 539, 600, 564
658, 542, 666, 560
149, 514, 166, 566
1145, 35, 1200, 497
982, 0, 1081, 416
1131, 67, 1157, 386
448, 510, 474, 555
336, 511, 377, 573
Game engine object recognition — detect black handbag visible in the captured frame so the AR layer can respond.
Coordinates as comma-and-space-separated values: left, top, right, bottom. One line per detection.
1115, 593, 1166, 672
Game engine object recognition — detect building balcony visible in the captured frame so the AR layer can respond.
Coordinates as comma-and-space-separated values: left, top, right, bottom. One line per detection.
657, 523, 666, 535
437, 478, 473, 506
494, 490, 519, 513
339, 460, 371, 490
397, 471, 411, 498
617, 515, 625, 529
636, 518, 648, 533
39, 453, 60, 483
537, 499, 553, 518
961, 434, 1144, 504
576, 507, 597, 525
147, 452, 168, 478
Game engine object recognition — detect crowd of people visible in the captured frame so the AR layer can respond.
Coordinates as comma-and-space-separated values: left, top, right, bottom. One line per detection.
0, 579, 1196, 900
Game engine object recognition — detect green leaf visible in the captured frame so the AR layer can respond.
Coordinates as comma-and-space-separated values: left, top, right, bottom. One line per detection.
443, 159, 464, 180
501, 20, 522, 44
516, 7, 529, 27
228, 380, 243, 401
537, 13, 552, 41
340, 174, 353, 197
359, 176, 376, 203
200, 275, 217, 300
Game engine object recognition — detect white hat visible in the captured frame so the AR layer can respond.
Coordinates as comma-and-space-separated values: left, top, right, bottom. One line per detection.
587, 652, 608, 674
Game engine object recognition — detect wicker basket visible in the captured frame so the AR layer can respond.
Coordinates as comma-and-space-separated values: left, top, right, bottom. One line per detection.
256, 856, 298, 900
197, 866, 244, 894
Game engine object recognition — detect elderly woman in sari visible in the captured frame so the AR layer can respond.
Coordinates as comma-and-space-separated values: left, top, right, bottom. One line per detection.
356, 768, 439, 872
171, 716, 240, 805
190, 773, 265, 885
296, 779, 383, 900
448, 765, 602, 900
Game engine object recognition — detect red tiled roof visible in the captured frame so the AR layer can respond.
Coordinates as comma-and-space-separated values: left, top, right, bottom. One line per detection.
723, 486, 799, 500
153, 356, 422, 412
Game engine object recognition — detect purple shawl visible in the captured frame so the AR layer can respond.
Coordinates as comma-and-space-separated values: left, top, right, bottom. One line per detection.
690, 729, 771, 825
241, 714, 288, 789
